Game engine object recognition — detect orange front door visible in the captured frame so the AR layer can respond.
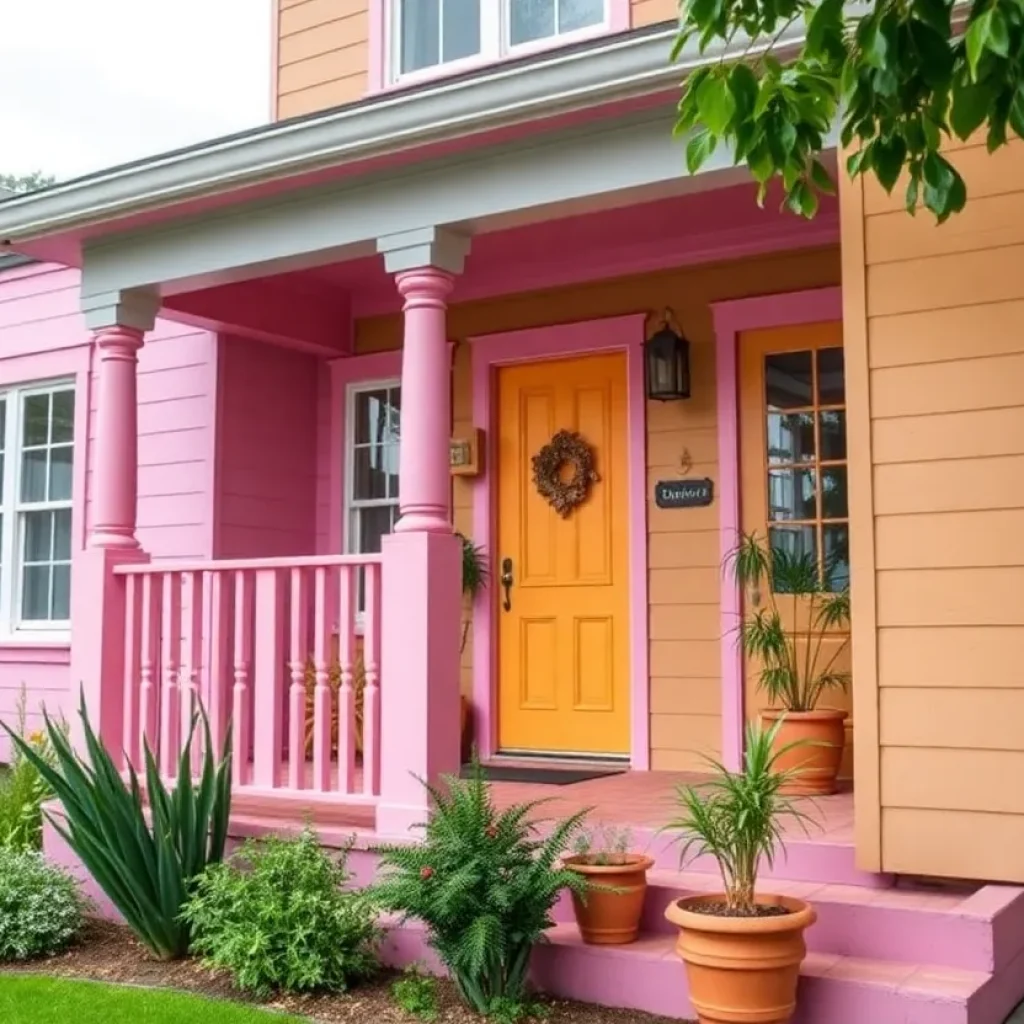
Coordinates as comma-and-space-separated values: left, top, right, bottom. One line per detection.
496, 352, 630, 756
738, 322, 853, 776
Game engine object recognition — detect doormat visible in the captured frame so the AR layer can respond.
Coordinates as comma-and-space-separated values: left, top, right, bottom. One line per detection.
460, 764, 626, 786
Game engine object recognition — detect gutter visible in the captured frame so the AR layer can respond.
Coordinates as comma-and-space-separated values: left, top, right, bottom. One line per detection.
0, 21, 811, 244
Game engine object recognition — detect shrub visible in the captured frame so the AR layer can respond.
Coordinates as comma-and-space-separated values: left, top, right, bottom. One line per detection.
0, 689, 66, 851
3, 693, 232, 960
373, 762, 589, 1021
183, 827, 379, 996
0, 849, 85, 960
391, 965, 439, 1022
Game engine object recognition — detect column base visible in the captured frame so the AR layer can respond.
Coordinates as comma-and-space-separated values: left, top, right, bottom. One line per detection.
376, 530, 462, 837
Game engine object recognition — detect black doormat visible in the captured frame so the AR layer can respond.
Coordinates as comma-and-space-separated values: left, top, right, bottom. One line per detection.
460, 764, 626, 786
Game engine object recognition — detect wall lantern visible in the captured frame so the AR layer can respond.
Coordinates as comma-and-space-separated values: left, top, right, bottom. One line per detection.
644, 308, 691, 401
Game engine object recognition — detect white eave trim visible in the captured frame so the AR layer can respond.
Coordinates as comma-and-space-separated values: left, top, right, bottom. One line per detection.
0, 22, 809, 243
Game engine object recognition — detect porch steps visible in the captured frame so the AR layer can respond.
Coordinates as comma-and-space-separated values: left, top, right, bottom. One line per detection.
379, 876, 1024, 1024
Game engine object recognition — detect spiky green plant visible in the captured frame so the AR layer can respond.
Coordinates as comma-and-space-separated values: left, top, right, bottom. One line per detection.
2, 693, 232, 960
372, 761, 589, 1020
662, 719, 817, 915
728, 531, 851, 712
457, 532, 489, 655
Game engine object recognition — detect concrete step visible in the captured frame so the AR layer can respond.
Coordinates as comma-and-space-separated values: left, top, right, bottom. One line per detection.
551, 871, 1024, 972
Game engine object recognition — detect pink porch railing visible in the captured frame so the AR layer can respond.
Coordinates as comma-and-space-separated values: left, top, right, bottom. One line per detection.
112, 555, 382, 808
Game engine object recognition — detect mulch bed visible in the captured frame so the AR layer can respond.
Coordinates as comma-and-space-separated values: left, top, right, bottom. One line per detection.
2, 919, 689, 1024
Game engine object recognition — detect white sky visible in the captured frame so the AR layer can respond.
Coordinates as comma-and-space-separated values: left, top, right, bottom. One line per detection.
1, 1, 272, 182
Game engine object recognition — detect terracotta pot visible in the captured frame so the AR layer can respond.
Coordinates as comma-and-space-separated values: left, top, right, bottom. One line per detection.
564, 854, 654, 945
761, 709, 847, 796
666, 894, 816, 1024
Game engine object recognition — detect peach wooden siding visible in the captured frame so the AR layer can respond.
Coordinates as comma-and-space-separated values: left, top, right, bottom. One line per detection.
355, 248, 840, 768
631, 0, 678, 27
274, 0, 368, 121
843, 137, 1024, 882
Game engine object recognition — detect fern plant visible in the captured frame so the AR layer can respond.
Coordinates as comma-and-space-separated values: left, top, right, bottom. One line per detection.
458, 532, 488, 656
728, 531, 851, 712
372, 761, 589, 1020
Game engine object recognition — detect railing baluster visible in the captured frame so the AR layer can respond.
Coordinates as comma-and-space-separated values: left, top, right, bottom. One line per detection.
337, 566, 356, 795
311, 566, 332, 792
139, 573, 162, 763
362, 562, 382, 797
287, 567, 308, 791
232, 570, 252, 788
204, 570, 231, 756
122, 574, 141, 770
182, 571, 204, 773
159, 573, 182, 778
252, 568, 283, 790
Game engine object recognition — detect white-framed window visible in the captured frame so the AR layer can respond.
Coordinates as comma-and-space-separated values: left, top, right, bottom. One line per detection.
389, 0, 609, 83
345, 380, 401, 557
0, 381, 76, 636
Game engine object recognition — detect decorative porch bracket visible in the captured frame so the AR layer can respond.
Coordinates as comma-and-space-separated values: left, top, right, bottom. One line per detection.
71, 287, 159, 756
375, 226, 469, 836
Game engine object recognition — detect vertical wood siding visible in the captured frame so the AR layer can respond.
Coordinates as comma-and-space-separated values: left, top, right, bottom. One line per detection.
844, 137, 1024, 882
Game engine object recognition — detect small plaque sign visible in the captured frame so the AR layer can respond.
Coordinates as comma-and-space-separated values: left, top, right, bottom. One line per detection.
655, 478, 714, 509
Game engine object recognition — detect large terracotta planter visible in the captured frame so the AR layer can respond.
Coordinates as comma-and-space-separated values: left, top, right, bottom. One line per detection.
761, 709, 847, 796
666, 894, 816, 1024
564, 854, 655, 945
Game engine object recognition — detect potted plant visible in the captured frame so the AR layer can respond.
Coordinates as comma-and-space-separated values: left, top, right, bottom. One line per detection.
458, 532, 488, 752
729, 532, 851, 795
563, 824, 654, 945
663, 720, 817, 1024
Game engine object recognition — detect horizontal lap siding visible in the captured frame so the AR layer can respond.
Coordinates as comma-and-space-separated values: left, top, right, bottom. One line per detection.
359, 248, 841, 768
859, 137, 1024, 881
275, 0, 369, 121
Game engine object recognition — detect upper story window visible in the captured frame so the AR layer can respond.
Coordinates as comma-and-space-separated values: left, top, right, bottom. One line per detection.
392, 0, 609, 82
0, 382, 76, 636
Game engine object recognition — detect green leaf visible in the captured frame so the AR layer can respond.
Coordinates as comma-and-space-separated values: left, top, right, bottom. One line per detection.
905, 170, 921, 214
1009, 82, 1024, 140
912, 0, 953, 37
728, 63, 759, 119
908, 21, 955, 88
806, 0, 843, 57
950, 79, 993, 141
873, 135, 908, 193
810, 159, 836, 195
686, 128, 717, 174
696, 72, 736, 135
987, 7, 1010, 56
965, 9, 993, 79
846, 146, 871, 177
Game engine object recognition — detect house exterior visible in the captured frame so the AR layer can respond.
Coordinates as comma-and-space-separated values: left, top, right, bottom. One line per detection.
2, 0, 1024, 932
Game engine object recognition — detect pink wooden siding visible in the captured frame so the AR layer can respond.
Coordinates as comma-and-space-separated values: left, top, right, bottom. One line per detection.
0, 262, 218, 759
213, 336, 320, 558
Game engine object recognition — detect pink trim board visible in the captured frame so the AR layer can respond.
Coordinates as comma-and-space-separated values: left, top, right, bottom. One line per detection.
711, 286, 843, 771
469, 314, 649, 767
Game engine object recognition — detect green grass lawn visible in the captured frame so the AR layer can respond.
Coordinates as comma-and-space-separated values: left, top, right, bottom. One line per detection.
0, 976, 306, 1024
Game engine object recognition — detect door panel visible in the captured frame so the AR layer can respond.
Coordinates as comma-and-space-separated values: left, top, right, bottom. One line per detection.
739, 323, 853, 778
497, 352, 630, 756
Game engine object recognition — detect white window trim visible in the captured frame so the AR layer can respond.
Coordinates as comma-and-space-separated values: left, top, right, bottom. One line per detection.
387, 0, 612, 87
0, 379, 75, 643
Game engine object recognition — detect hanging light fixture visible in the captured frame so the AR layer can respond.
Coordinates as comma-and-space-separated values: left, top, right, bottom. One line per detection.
644, 307, 691, 401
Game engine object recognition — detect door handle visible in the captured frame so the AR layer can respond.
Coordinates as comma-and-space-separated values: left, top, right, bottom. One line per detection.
500, 557, 514, 612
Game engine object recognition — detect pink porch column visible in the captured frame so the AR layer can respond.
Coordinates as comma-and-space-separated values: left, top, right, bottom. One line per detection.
375, 228, 468, 836
71, 289, 158, 754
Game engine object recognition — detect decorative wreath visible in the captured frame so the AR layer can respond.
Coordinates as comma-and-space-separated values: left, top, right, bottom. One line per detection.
531, 430, 600, 519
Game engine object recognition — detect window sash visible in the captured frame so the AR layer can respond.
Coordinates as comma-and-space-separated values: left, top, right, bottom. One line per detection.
0, 382, 75, 634
389, 0, 609, 83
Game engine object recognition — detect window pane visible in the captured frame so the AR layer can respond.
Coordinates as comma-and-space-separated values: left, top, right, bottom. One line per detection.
23, 393, 50, 446
0, 397, 6, 450
383, 443, 400, 499
821, 466, 849, 519
558, 0, 603, 31
823, 524, 850, 592
443, 0, 481, 60
355, 389, 394, 445
23, 510, 52, 562
769, 525, 817, 593
400, 0, 440, 72
48, 445, 73, 502
767, 468, 816, 521
353, 446, 388, 500
818, 348, 845, 405
0, 452, 4, 505
52, 564, 71, 620
511, 0, 556, 44
54, 508, 72, 561
354, 506, 394, 555
765, 351, 813, 410
21, 565, 50, 621
21, 450, 48, 502
51, 390, 75, 444
819, 410, 847, 461
767, 412, 814, 465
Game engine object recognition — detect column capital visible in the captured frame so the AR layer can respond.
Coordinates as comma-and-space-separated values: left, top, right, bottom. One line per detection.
82, 287, 160, 333
376, 226, 471, 276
